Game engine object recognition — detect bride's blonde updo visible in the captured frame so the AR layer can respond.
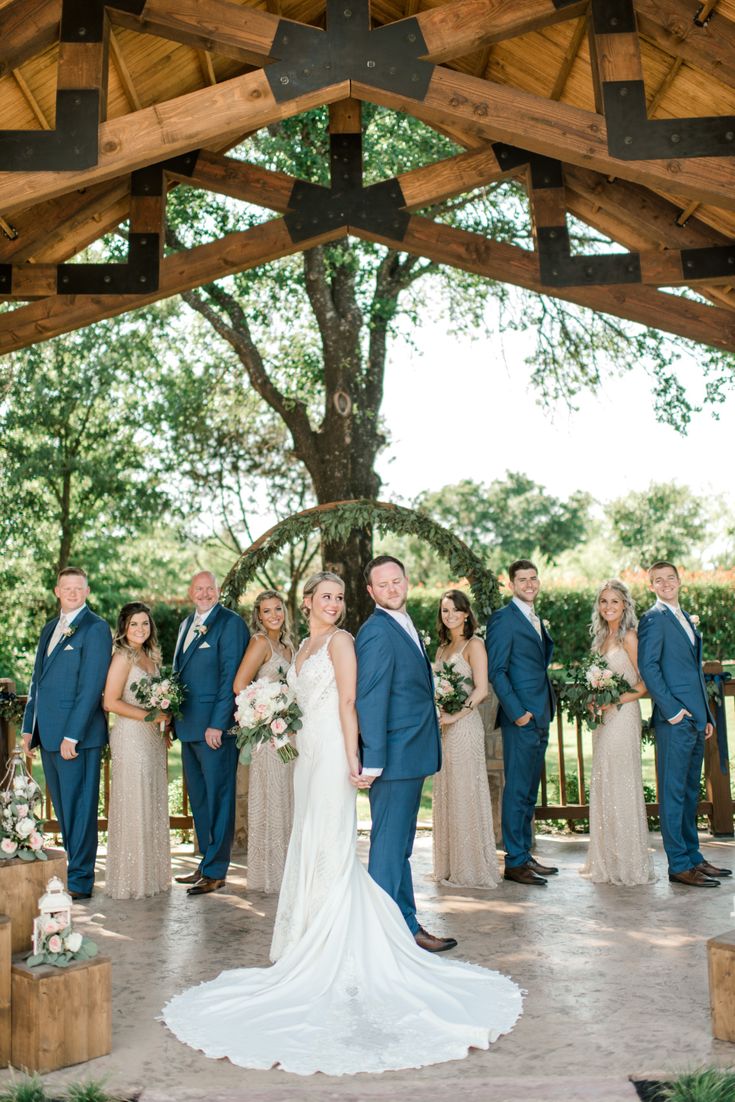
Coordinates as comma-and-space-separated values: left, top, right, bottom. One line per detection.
301, 571, 346, 626
590, 578, 638, 652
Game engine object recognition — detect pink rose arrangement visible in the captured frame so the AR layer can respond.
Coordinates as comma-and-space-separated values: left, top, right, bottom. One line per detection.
0, 749, 46, 862
130, 666, 185, 734
27, 915, 98, 968
232, 678, 302, 764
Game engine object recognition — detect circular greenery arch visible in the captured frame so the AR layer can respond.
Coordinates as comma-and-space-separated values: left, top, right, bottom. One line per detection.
221, 499, 500, 620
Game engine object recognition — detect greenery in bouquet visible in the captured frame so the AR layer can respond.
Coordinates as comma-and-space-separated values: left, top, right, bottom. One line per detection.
434, 662, 472, 716
129, 667, 185, 730
0, 690, 24, 726
27, 922, 98, 968
555, 652, 632, 731
0, 750, 46, 861
232, 678, 301, 764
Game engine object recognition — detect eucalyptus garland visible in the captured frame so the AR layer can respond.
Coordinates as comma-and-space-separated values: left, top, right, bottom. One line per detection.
221, 499, 499, 621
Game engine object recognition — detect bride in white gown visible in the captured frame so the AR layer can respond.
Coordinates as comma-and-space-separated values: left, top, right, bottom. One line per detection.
162, 573, 522, 1076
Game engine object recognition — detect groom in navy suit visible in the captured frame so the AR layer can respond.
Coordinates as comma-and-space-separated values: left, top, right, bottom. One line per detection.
638, 560, 729, 888
486, 559, 557, 886
355, 555, 455, 953
173, 571, 249, 896
22, 567, 111, 899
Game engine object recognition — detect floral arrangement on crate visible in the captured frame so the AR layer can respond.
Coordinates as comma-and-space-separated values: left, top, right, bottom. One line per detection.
434, 662, 472, 717
231, 679, 301, 764
554, 653, 632, 731
129, 667, 185, 733
0, 747, 47, 861
27, 920, 99, 968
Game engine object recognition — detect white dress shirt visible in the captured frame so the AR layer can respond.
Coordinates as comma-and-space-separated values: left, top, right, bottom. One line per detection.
512, 596, 541, 635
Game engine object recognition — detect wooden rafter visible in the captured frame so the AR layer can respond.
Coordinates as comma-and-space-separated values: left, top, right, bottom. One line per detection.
550, 12, 588, 101
634, 0, 735, 90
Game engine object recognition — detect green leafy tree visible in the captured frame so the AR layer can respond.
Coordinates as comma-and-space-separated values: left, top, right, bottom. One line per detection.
605, 482, 708, 568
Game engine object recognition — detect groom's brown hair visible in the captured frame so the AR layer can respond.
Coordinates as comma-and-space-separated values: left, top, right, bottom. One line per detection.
364, 554, 405, 584
648, 560, 679, 580
508, 559, 537, 582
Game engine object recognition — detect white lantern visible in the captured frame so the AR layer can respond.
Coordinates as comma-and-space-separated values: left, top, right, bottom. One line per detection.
32, 875, 73, 954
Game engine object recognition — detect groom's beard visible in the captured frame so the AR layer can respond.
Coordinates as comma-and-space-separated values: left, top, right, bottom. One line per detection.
374, 596, 408, 612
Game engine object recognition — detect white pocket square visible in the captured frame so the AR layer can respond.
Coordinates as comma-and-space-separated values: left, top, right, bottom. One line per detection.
63, 644, 74, 651
199, 641, 211, 649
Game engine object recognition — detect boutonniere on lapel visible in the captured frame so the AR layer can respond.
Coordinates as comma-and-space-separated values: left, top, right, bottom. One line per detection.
689, 615, 700, 629
194, 624, 208, 638
542, 620, 551, 633
62, 624, 77, 639
420, 631, 431, 650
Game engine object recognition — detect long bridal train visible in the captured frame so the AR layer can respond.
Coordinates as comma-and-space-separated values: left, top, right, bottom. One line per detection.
162, 640, 522, 1076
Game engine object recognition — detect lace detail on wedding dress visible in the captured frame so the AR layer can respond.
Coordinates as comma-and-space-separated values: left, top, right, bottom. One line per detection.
161, 632, 523, 1076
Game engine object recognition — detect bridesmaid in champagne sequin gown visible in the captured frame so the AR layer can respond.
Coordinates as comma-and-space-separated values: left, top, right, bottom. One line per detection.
233, 591, 295, 893
432, 590, 500, 888
581, 579, 655, 887
103, 602, 172, 900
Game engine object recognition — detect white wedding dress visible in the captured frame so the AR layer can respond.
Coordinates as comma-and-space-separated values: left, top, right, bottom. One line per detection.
161, 636, 523, 1076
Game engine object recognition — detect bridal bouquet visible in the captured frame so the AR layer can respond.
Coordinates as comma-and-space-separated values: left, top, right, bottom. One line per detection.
232, 679, 301, 764
129, 667, 185, 733
434, 662, 472, 716
0, 749, 46, 862
556, 653, 632, 731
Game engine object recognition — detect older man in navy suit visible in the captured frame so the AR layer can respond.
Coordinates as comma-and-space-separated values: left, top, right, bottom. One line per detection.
486, 559, 556, 886
173, 571, 249, 896
638, 560, 728, 888
22, 567, 111, 899
355, 555, 455, 953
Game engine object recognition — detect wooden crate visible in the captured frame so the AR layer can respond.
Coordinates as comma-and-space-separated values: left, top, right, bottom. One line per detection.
0, 849, 67, 954
0, 915, 10, 1066
707, 928, 735, 1042
11, 955, 111, 1073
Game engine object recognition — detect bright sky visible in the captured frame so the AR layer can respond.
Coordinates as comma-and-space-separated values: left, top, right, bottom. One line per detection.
377, 301, 735, 507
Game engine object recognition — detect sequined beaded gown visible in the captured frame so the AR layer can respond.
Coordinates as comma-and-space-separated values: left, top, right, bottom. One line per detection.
432, 644, 500, 888
246, 638, 295, 893
581, 645, 655, 887
106, 662, 171, 900
162, 633, 522, 1076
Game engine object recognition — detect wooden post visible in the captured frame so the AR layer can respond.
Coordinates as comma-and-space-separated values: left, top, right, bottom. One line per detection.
703, 661, 734, 837
11, 955, 112, 1073
0, 915, 10, 1067
0, 677, 16, 777
708, 929, 735, 1042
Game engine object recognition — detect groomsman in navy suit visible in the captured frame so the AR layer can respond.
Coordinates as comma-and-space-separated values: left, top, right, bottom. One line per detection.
173, 571, 249, 896
355, 555, 456, 953
22, 568, 111, 899
638, 560, 729, 888
486, 559, 557, 886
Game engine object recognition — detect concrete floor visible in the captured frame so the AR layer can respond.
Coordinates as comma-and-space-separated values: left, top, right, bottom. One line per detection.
5, 832, 735, 1100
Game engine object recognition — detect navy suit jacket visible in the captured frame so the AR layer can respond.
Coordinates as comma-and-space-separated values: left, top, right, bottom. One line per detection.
173, 604, 249, 742
23, 606, 111, 751
355, 608, 441, 781
637, 604, 713, 730
485, 601, 555, 729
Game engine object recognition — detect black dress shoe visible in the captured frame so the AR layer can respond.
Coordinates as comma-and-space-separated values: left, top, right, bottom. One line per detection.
527, 857, 559, 875
504, 864, 547, 886
187, 877, 226, 896
70, 890, 93, 900
696, 861, 732, 878
175, 869, 203, 884
668, 868, 719, 887
414, 926, 458, 953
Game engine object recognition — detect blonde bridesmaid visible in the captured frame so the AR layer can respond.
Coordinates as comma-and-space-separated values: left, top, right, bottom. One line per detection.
432, 590, 500, 888
234, 591, 295, 892
104, 602, 172, 899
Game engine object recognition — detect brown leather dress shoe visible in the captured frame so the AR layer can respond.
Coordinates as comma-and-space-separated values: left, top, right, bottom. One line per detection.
527, 857, 559, 875
187, 877, 226, 896
668, 867, 720, 887
696, 861, 732, 878
70, 890, 93, 900
414, 926, 458, 953
504, 864, 547, 886
175, 869, 202, 884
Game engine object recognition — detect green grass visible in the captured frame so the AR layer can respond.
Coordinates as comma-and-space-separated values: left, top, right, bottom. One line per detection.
0, 1075, 48, 1102
662, 1067, 735, 1102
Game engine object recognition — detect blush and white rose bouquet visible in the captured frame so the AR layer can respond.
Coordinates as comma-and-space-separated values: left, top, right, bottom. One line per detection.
556, 652, 632, 731
129, 667, 185, 734
232, 678, 301, 764
0, 749, 46, 862
433, 661, 472, 717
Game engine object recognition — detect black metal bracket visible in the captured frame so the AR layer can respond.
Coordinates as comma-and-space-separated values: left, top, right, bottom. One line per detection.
284, 132, 409, 243
590, 0, 735, 159
266, 0, 433, 104
0, 0, 146, 172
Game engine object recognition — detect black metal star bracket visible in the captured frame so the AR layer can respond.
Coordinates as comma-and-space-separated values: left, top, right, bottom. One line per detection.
0, 0, 146, 173
284, 132, 409, 243
265, 0, 434, 104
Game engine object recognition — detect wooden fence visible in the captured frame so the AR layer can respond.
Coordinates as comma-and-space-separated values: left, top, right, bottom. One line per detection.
3, 667, 734, 837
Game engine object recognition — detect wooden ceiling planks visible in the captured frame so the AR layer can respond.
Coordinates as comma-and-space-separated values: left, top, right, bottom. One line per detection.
2, 0, 735, 351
